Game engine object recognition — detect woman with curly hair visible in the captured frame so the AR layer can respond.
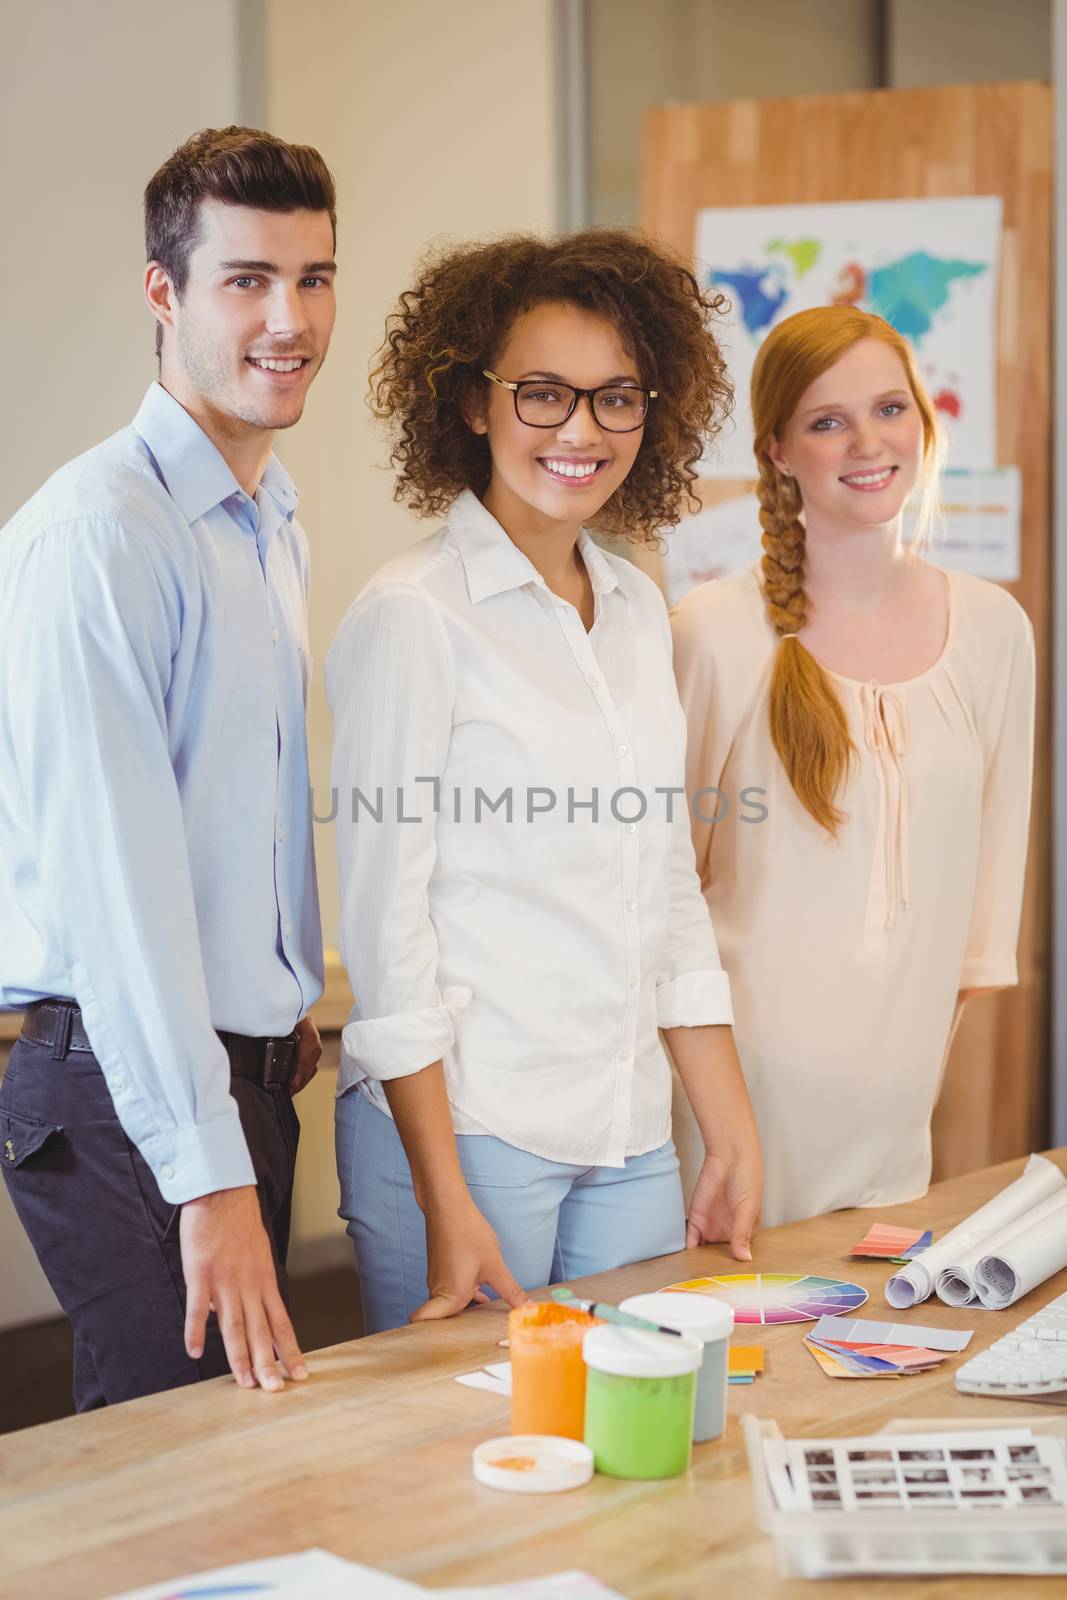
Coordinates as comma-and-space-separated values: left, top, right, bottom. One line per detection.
326, 230, 763, 1331
672, 306, 1035, 1228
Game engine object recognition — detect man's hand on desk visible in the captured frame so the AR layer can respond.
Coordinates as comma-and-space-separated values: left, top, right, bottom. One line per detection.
290, 1013, 322, 1094
412, 1194, 530, 1323
180, 1185, 309, 1390
685, 1146, 762, 1261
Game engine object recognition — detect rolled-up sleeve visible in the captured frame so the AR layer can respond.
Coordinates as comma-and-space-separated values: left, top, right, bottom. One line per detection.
653, 597, 733, 1029
0, 522, 253, 1204
657, 788, 734, 1028
959, 598, 1036, 989
327, 584, 465, 1082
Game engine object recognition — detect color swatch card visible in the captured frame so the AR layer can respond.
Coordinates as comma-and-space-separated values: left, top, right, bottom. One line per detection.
851, 1224, 933, 1260
456, 1361, 512, 1395
662, 1273, 868, 1326
810, 1316, 973, 1352
805, 1337, 945, 1379
729, 1345, 765, 1385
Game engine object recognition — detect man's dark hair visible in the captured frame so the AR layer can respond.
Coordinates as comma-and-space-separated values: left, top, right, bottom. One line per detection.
144, 125, 337, 357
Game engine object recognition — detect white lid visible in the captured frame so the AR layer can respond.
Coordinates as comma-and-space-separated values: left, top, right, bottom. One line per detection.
619, 1291, 735, 1343
582, 1324, 703, 1378
472, 1435, 594, 1494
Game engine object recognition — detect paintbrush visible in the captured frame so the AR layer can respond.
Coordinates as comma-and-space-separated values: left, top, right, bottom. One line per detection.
551, 1286, 684, 1336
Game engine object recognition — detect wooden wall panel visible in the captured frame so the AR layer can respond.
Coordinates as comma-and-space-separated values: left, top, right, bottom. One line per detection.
640, 83, 1052, 1178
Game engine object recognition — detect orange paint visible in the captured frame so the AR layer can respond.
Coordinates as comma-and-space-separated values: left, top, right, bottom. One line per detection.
508, 1302, 597, 1441
488, 1455, 539, 1472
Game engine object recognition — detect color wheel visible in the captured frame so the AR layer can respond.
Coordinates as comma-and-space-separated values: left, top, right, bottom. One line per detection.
661, 1272, 868, 1326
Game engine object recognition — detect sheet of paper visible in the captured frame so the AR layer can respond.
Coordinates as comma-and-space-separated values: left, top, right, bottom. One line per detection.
810, 1316, 972, 1352
660, 491, 761, 605
106, 1549, 425, 1599
936, 1188, 1067, 1307
906, 466, 1021, 582
109, 1552, 628, 1600
886, 1154, 1067, 1308
455, 1360, 512, 1395
975, 1194, 1067, 1308
441, 1576, 628, 1599
661, 466, 1021, 608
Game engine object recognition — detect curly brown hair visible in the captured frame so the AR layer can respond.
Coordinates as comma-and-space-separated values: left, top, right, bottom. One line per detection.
369, 229, 732, 545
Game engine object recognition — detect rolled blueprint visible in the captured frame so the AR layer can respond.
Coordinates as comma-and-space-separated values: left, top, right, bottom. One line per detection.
975, 1197, 1067, 1309
885, 1154, 1067, 1309
935, 1188, 1067, 1307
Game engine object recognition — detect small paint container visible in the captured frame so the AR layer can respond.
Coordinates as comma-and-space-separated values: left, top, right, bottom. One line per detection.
619, 1291, 734, 1443
508, 1301, 596, 1440
472, 1434, 594, 1494
582, 1324, 702, 1479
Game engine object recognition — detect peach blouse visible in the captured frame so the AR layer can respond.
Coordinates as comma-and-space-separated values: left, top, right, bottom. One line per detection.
671, 562, 1035, 1227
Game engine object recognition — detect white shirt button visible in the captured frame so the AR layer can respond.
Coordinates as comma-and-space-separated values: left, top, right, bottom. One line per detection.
112, 1075, 125, 1091
617, 744, 629, 756
629, 976, 639, 990
587, 673, 601, 687
617, 1051, 632, 1064
626, 899, 637, 912
271, 627, 280, 643
277, 825, 287, 842
284, 920, 293, 938
626, 822, 637, 834
160, 1163, 175, 1181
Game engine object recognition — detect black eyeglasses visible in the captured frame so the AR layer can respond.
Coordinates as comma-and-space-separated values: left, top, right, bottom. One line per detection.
483, 369, 657, 434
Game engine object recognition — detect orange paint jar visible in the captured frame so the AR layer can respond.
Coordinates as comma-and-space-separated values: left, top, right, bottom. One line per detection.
508, 1302, 597, 1440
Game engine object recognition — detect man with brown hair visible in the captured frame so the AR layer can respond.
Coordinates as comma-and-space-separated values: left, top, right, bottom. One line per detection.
0, 127, 338, 1407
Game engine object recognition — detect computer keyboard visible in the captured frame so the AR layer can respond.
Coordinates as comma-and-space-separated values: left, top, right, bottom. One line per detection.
956, 1290, 1067, 1399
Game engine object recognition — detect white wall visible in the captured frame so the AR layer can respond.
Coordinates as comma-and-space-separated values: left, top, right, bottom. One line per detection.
261, 0, 561, 945
0, 0, 562, 1329
888, 0, 1050, 87
590, 0, 883, 226
0, 0, 246, 1333
0, 0, 244, 519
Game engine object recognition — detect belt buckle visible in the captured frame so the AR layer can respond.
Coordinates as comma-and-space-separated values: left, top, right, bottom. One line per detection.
263, 1035, 298, 1087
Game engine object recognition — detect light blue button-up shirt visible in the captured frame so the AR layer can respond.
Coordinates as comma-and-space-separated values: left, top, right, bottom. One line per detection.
0, 383, 323, 1203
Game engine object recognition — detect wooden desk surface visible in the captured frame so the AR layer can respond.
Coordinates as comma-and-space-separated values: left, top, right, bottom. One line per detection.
4, 1152, 1066, 1600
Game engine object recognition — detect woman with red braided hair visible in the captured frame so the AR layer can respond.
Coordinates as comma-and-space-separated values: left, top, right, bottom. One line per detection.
672, 306, 1034, 1227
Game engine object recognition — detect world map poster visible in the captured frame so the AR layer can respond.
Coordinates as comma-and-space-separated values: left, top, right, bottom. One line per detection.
693, 196, 1001, 478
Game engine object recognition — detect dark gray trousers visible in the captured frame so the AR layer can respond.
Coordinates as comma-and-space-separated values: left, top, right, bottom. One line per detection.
0, 1034, 299, 1411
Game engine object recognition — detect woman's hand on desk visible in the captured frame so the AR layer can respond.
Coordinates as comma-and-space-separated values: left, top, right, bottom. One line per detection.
665, 1023, 764, 1260
412, 1194, 530, 1322
685, 1147, 762, 1259
381, 1059, 529, 1322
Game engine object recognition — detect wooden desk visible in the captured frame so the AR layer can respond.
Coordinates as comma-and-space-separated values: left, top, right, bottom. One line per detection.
4, 1153, 1066, 1600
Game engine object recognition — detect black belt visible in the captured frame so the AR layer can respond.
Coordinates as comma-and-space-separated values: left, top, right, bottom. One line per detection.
22, 1000, 299, 1089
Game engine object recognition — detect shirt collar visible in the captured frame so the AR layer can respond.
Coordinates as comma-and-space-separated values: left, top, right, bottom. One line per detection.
132, 383, 298, 526
448, 488, 621, 605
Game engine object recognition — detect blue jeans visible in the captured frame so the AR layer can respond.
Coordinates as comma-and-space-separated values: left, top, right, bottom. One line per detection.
336, 1090, 686, 1333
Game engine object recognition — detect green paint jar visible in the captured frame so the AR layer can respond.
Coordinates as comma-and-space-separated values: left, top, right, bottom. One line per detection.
582, 1325, 702, 1480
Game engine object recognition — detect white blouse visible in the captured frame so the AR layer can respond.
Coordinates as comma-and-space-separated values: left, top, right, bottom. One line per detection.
326, 490, 732, 1166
